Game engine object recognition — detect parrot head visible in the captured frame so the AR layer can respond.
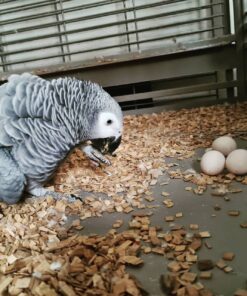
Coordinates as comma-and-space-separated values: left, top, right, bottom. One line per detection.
90, 111, 123, 155
78, 80, 123, 155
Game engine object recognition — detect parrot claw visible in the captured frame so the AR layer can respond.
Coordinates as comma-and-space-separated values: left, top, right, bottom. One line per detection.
81, 144, 111, 166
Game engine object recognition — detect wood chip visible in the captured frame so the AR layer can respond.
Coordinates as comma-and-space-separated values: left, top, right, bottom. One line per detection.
175, 245, 186, 252
197, 260, 214, 271
222, 252, 235, 261
144, 195, 154, 202
216, 259, 227, 270
214, 204, 221, 211
186, 255, 198, 263
152, 247, 165, 255
181, 272, 197, 283
143, 247, 152, 254
186, 285, 199, 296
204, 241, 213, 249
199, 288, 214, 296
149, 227, 161, 246
224, 266, 233, 273
132, 210, 153, 217
189, 224, 199, 230
240, 221, 247, 228
162, 192, 170, 197
121, 256, 144, 266
185, 187, 193, 191
199, 231, 211, 238
228, 210, 240, 216
58, 281, 77, 296
160, 273, 178, 295
167, 261, 181, 272
175, 212, 183, 218
190, 238, 202, 251
199, 271, 212, 279
33, 282, 58, 296
234, 289, 247, 296
165, 216, 175, 222
112, 219, 124, 228
14, 277, 32, 289
193, 282, 204, 290
0, 276, 13, 294
163, 199, 174, 208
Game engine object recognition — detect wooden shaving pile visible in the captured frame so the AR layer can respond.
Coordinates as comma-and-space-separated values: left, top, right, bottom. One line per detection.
0, 203, 214, 295
0, 198, 147, 295
53, 102, 247, 203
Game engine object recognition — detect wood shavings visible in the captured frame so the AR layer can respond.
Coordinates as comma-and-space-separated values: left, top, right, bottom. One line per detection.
211, 188, 227, 197
198, 231, 211, 238
199, 271, 212, 279
240, 221, 247, 228
216, 259, 227, 269
204, 241, 213, 249
180, 272, 197, 283
222, 252, 235, 261
51, 103, 247, 206
144, 195, 154, 202
185, 187, 193, 191
197, 260, 214, 271
234, 289, 247, 296
0, 276, 13, 294
228, 210, 240, 216
224, 266, 233, 273
112, 219, 124, 229
121, 256, 144, 266
58, 281, 77, 296
149, 227, 161, 246
165, 216, 175, 222
186, 254, 198, 263
190, 224, 199, 230
163, 199, 174, 208
167, 261, 182, 272
162, 191, 170, 197
33, 282, 58, 296
0, 207, 147, 295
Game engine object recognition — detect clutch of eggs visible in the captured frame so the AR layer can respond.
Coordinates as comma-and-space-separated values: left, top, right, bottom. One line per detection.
200, 136, 247, 176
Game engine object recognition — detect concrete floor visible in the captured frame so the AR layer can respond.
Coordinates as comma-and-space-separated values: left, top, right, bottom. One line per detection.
78, 139, 247, 296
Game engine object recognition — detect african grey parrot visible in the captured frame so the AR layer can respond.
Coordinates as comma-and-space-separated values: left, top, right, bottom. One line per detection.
0, 73, 123, 204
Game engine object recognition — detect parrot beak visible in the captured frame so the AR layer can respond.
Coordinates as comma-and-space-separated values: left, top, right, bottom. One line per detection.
91, 136, 122, 155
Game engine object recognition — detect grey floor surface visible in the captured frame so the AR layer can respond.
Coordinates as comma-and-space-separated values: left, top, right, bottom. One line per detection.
76, 139, 247, 296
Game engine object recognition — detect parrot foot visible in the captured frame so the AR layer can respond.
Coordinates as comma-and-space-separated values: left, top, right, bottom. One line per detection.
28, 187, 49, 197
26, 182, 61, 199
27, 187, 75, 201
26, 181, 84, 202
81, 144, 111, 166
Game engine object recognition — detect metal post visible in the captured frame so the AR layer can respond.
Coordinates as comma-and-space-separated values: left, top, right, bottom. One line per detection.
233, 0, 247, 100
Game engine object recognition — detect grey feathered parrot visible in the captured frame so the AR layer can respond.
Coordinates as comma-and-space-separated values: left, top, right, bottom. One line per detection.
0, 73, 123, 204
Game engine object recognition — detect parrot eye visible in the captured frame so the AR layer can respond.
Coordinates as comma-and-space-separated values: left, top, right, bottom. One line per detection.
106, 119, 112, 125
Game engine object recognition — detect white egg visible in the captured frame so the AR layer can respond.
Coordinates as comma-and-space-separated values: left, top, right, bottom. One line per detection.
212, 136, 237, 156
226, 149, 247, 175
200, 150, 225, 176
